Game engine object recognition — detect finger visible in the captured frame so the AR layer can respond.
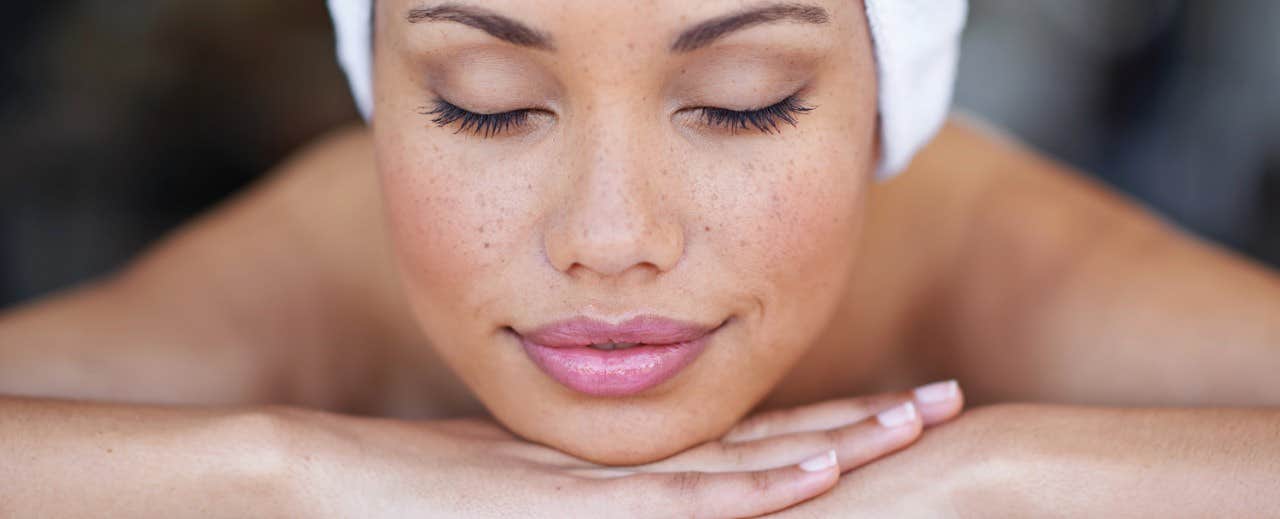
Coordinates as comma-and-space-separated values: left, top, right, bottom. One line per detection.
652, 401, 923, 474
598, 450, 839, 519
911, 379, 964, 425
722, 380, 963, 443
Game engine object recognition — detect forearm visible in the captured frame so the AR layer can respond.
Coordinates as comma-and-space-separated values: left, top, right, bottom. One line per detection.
970, 405, 1280, 516
0, 279, 279, 405
0, 396, 299, 517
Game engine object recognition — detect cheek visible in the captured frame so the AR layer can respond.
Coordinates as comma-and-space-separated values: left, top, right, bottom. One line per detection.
697, 144, 869, 397
711, 154, 866, 299
767, 174, 860, 273
375, 130, 536, 319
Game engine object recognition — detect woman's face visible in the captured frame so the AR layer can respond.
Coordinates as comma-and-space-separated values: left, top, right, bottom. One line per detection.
373, 0, 878, 464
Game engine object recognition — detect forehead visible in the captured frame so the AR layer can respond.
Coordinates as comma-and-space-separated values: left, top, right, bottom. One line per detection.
380, 0, 858, 50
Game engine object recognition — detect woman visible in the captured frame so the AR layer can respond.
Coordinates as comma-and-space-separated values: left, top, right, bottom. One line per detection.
2, 0, 1278, 516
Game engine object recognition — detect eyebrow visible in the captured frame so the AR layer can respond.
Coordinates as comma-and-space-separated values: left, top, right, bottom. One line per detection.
405, 2, 830, 54
672, 3, 831, 53
406, 4, 555, 51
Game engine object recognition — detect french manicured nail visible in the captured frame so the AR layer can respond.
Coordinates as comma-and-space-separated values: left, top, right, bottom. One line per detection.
798, 450, 838, 472
913, 380, 960, 404
876, 402, 917, 428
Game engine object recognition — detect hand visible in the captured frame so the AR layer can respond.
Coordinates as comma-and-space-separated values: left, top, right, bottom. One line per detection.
763, 401, 1012, 518
634, 380, 965, 475
268, 409, 835, 518
271, 380, 963, 518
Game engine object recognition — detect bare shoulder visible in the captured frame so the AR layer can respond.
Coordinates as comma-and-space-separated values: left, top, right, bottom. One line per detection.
0, 121, 484, 415
230, 125, 483, 415
274, 124, 376, 190
121, 124, 402, 346
0, 125, 403, 408
890, 116, 1280, 405
259, 126, 481, 416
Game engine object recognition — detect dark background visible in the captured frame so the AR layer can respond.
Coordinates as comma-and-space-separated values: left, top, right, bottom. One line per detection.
1, 0, 1277, 307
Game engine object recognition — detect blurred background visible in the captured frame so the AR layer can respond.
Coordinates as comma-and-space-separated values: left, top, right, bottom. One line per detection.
0, 0, 1277, 306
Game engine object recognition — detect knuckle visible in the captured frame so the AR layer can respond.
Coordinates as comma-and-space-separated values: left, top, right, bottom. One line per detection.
749, 470, 773, 494
669, 471, 705, 500
821, 426, 845, 448
714, 442, 748, 467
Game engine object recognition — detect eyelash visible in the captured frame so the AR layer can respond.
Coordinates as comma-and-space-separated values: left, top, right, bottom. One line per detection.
421, 94, 814, 138
698, 95, 814, 134
421, 101, 532, 138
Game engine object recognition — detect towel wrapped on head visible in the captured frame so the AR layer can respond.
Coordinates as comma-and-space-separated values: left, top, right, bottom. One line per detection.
326, 0, 967, 179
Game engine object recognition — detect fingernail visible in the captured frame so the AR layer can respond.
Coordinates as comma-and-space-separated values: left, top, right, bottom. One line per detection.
913, 380, 960, 404
876, 402, 917, 428
798, 449, 837, 472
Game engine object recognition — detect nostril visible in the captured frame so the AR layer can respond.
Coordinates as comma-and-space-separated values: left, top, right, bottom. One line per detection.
542, 173, 686, 278
565, 258, 662, 280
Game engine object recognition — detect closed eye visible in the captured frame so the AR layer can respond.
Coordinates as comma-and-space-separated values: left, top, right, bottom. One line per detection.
694, 94, 814, 134
421, 99, 535, 138
422, 94, 814, 138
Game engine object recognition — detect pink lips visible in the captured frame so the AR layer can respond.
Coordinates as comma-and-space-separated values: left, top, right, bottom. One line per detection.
515, 315, 720, 397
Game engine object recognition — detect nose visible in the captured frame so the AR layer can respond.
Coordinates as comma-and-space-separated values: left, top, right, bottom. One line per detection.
544, 119, 685, 279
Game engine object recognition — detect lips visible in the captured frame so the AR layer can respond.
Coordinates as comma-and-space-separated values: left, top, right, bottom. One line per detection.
514, 315, 721, 397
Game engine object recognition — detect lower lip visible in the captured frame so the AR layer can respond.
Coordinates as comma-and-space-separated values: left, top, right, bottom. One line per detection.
518, 333, 714, 397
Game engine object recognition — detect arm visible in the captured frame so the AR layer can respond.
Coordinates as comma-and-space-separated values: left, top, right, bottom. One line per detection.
4, 388, 962, 518
977, 405, 1280, 516
0, 397, 296, 516
0, 126, 416, 411
784, 119, 1280, 516
922, 119, 1280, 406
770, 404, 1280, 517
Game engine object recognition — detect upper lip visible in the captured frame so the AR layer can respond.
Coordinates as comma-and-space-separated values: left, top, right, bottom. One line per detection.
516, 315, 720, 348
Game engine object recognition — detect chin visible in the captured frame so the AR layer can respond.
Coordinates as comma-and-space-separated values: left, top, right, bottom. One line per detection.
546, 431, 714, 467
500, 399, 743, 466
553, 433, 709, 466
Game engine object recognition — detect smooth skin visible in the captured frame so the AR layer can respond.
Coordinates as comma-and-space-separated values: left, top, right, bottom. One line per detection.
374, 0, 885, 465
0, 371, 960, 517
3, 0, 1280, 517
3, 119, 1277, 517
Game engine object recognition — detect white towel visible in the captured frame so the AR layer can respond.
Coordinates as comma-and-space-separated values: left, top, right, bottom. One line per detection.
328, 0, 373, 119
865, 0, 967, 177
326, 0, 967, 179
